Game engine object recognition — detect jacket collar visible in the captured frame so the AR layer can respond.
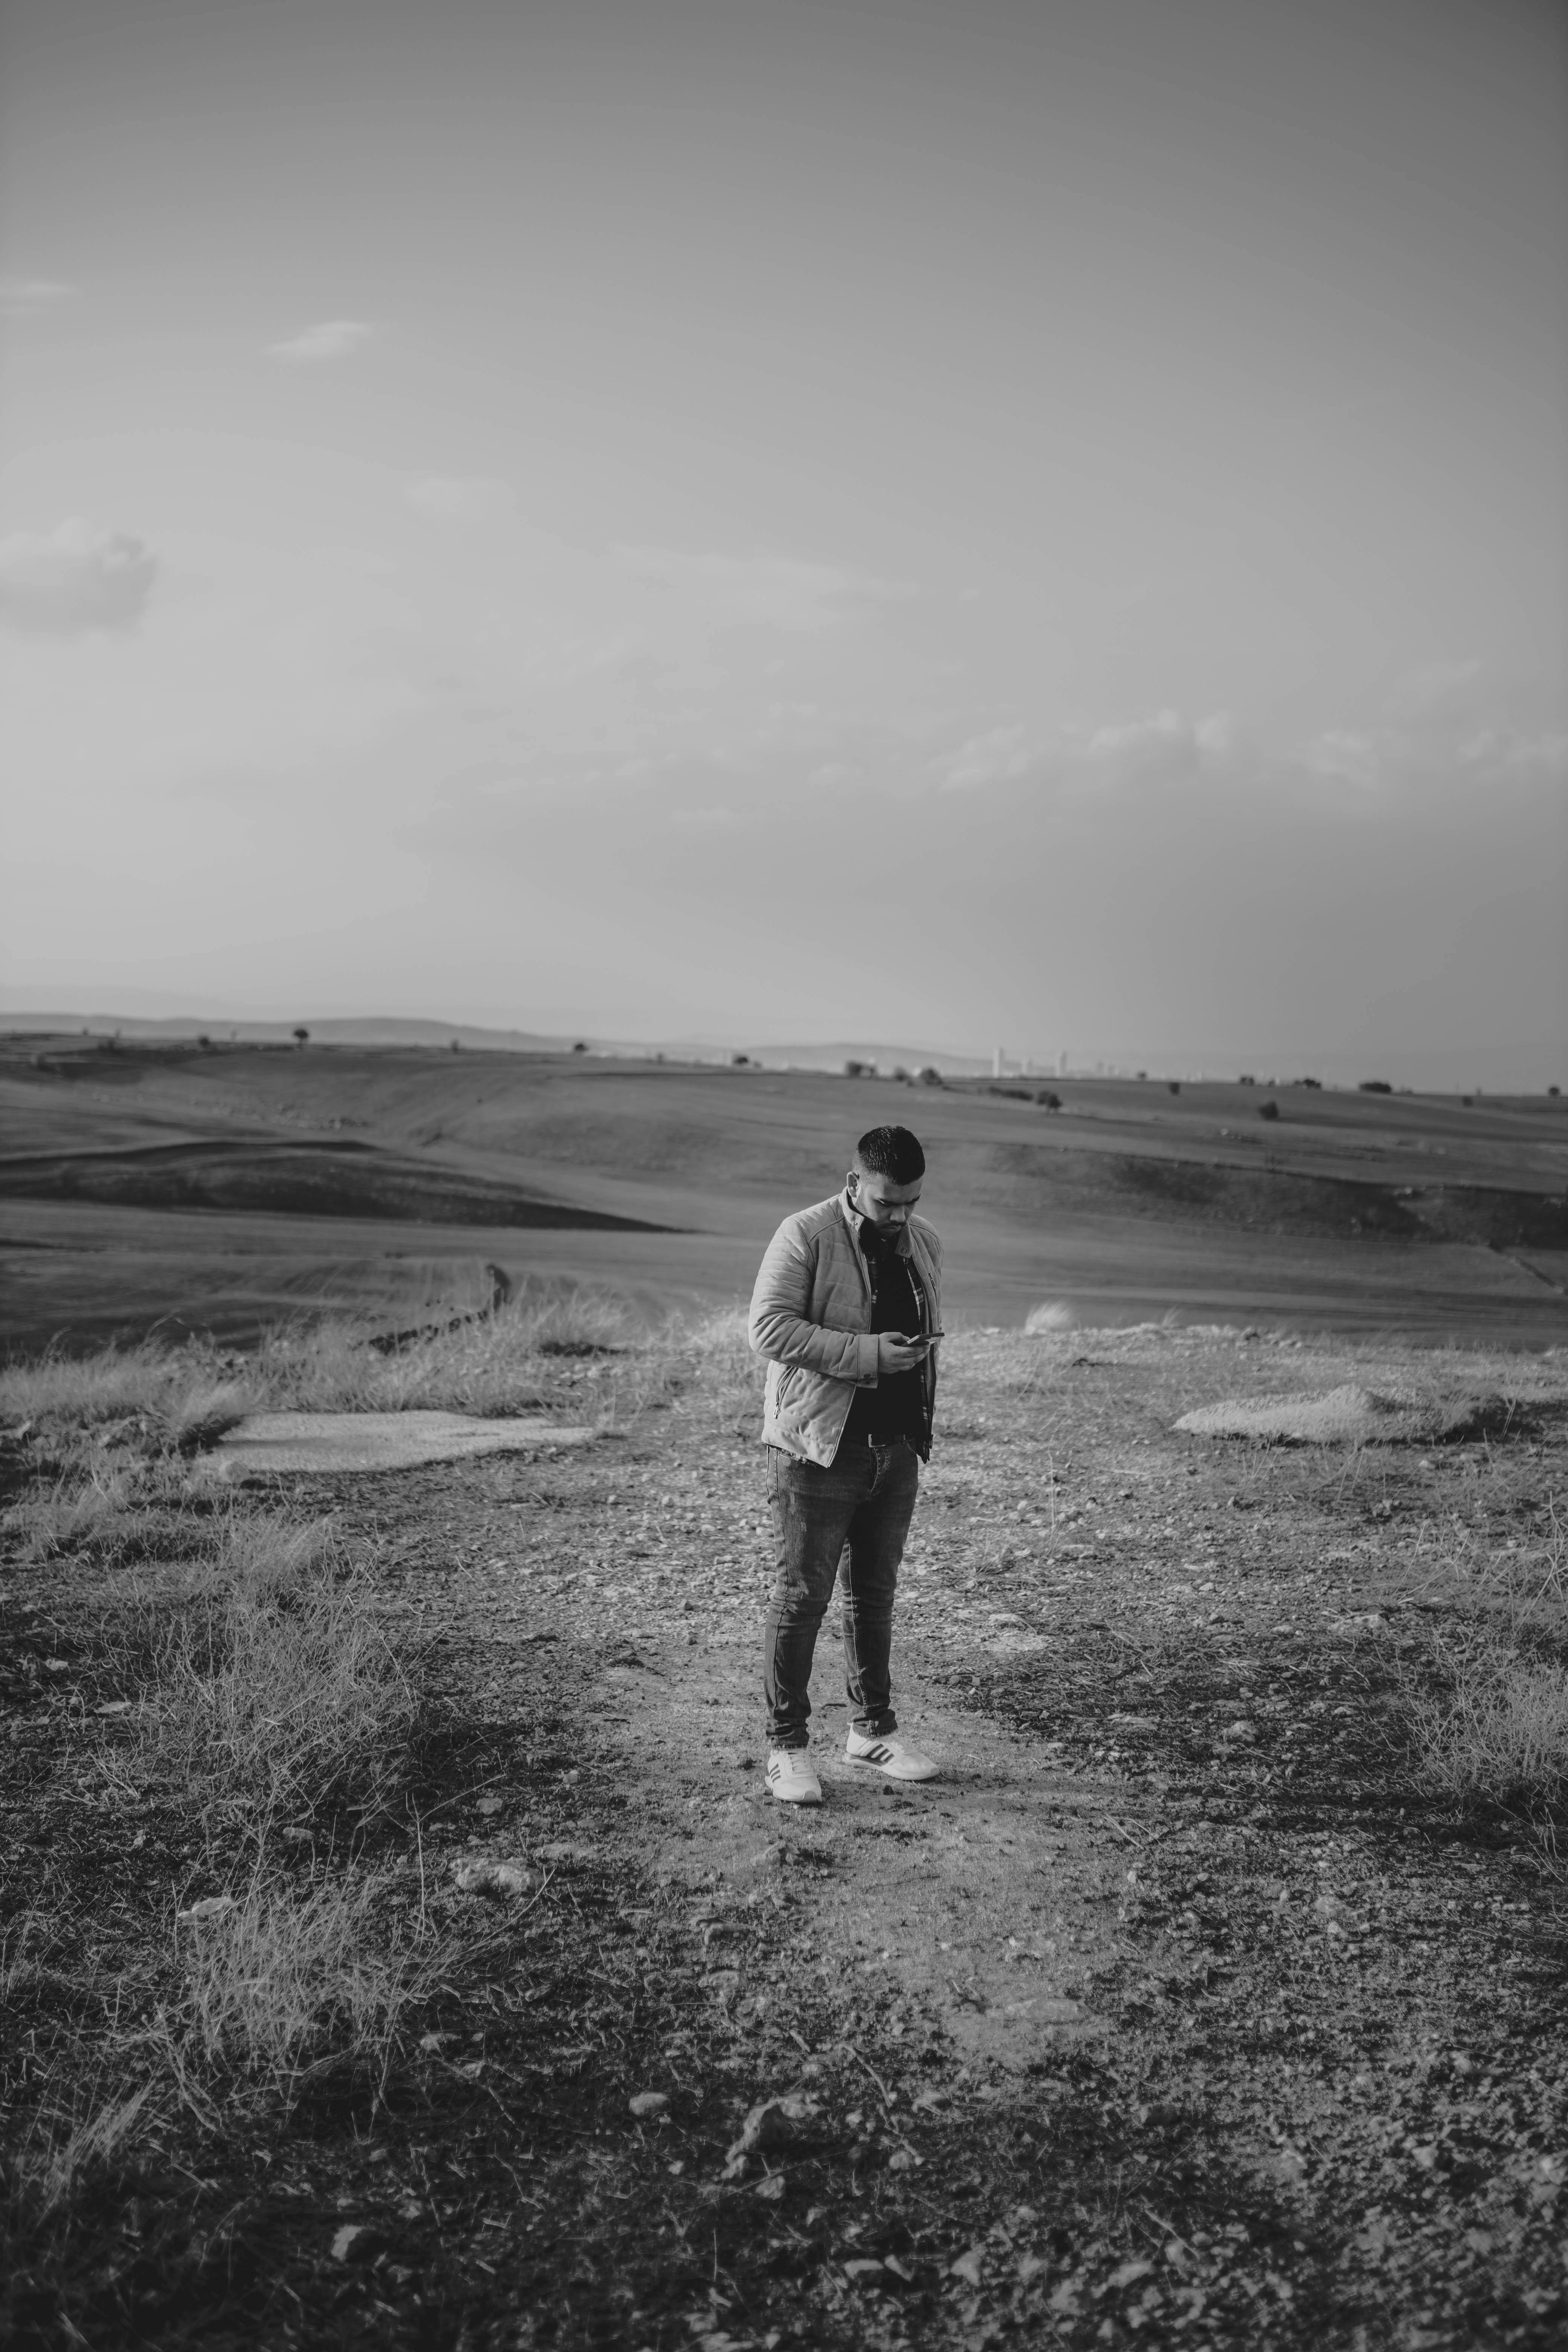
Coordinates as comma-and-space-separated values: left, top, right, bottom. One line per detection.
839, 1184, 913, 1258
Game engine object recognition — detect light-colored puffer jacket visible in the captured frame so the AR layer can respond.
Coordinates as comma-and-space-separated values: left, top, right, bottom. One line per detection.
747, 1189, 943, 1466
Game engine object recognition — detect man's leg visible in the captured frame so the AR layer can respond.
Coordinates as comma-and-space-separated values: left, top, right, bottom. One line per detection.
838, 1441, 920, 1737
763, 1447, 870, 1750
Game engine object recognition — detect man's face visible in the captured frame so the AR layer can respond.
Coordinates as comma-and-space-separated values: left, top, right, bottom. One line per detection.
846, 1164, 923, 1232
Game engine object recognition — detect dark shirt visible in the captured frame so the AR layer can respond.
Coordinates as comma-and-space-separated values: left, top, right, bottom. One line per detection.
841, 1223, 927, 1447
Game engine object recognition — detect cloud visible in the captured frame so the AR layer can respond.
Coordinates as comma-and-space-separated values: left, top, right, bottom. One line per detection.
616, 545, 914, 632
1455, 727, 1567, 780
1080, 708, 1202, 778
405, 475, 515, 523
0, 277, 76, 314
1304, 729, 1385, 791
941, 709, 1247, 795
941, 725, 1040, 791
267, 319, 372, 364
0, 519, 158, 635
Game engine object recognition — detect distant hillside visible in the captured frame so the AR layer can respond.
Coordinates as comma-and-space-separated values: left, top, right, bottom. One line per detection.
0, 1012, 992, 1073
0, 1012, 579, 1053
741, 1041, 991, 1076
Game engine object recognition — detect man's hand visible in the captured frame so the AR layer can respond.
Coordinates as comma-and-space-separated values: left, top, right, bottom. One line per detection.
877, 1332, 931, 1375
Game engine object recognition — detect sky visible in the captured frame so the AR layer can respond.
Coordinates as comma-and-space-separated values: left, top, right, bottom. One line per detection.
2, 0, 1564, 1086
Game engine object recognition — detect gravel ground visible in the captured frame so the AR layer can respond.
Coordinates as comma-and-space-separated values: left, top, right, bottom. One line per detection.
5, 1323, 1567, 2349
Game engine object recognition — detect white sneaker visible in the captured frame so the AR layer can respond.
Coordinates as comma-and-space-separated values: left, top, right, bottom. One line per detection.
845, 1729, 939, 1781
766, 1749, 824, 1805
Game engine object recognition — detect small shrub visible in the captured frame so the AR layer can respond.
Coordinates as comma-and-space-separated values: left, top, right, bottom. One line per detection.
1258, 1099, 1280, 1121
1359, 1079, 1393, 1095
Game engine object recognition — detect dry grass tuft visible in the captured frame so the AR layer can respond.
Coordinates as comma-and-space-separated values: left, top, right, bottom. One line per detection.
256, 1287, 640, 1416
0, 1340, 257, 1449
104, 1514, 418, 1831
1404, 1504, 1568, 1807
16, 2082, 164, 2219
1411, 1645, 1568, 1806
4, 1462, 143, 1562
162, 1868, 443, 2112
682, 1306, 766, 1428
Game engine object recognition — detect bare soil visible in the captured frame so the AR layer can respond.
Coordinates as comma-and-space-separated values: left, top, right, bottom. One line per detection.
5, 1326, 1568, 2349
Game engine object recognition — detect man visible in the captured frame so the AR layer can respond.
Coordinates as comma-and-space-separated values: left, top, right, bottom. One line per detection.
748, 1124, 942, 1804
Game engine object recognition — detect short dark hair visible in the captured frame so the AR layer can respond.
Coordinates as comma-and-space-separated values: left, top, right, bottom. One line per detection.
855, 1125, 925, 1182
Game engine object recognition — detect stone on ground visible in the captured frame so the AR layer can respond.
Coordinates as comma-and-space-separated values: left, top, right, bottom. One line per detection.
200, 1409, 596, 1478
1173, 1383, 1514, 1445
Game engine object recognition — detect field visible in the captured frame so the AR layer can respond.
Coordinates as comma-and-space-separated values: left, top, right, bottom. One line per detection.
3, 1311, 1566, 2349
2, 1034, 1565, 1354
3, 1034, 1566, 2347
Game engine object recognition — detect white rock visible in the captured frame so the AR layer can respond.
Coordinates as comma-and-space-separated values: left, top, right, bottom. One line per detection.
176, 1894, 237, 1925
453, 1860, 532, 1898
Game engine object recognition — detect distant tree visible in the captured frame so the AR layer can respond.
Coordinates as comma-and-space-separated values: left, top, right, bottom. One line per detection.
1358, 1079, 1392, 1094
1238, 1073, 1256, 1086
1136, 1070, 1147, 1080
571, 1041, 588, 1054
450, 1038, 462, 1052
1258, 1099, 1280, 1121
916, 1066, 943, 1087
1294, 1076, 1322, 1089
732, 1053, 751, 1067
1035, 1090, 1062, 1110
844, 1059, 870, 1077
196, 1034, 211, 1049
1551, 1085, 1562, 1098
1167, 1081, 1180, 1095
892, 1066, 910, 1082
292, 1027, 309, 1047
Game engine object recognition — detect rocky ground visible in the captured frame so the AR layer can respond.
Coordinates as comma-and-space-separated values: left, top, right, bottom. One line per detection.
4, 1323, 1567, 2349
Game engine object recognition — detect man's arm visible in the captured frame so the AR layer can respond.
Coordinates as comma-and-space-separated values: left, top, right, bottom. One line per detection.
747, 1222, 880, 1386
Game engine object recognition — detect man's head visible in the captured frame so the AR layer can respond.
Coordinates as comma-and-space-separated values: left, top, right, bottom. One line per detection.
846, 1124, 926, 1231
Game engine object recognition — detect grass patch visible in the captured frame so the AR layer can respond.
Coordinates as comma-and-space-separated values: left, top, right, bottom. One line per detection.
0, 1339, 257, 1450
162, 1868, 443, 2116
257, 1287, 640, 1416
1411, 1638, 1568, 1809
98, 1515, 418, 1836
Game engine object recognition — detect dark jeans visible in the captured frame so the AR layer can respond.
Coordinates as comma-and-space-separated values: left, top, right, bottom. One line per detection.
763, 1438, 920, 1750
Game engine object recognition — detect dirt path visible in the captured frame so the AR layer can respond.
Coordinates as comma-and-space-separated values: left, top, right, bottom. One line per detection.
367, 1325, 1567, 2348
545, 1585, 1131, 2079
